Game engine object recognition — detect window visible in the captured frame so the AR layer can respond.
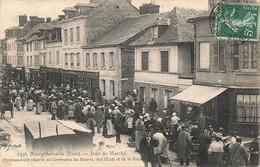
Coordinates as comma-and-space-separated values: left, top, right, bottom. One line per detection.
213, 41, 225, 70
93, 53, 97, 68
101, 80, 106, 96
30, 43, 32, 52
70, 53, 74, 68
161, 51, 169, 72
64, 29, 68, 44
109, 52, 114, 68
199, 42, 210, 69
237, 95, 260, 123
101, 52, 105, 68
76, 26, 80, 41
35, 55, 39, 66
110, 80, 115, 97
77, 53, 80, 67
43, 41, 46, 49
151, 88, 158, 101
142, 52, 148, 70
56, 51, 60, 64
27, 56, 29, 65
164, 90, 172, 108
233, 42, 240, 70
26, 43, 29, 51
65, 53, 68, 67
70, 28, 73, 43
241, 42, 258, 72
30, 56, 33, 66
152, 26, 158, 39
48, 51, 51, 64
140, 87, 146, 103
86, 53, 90, 68
43, 55, 46, 65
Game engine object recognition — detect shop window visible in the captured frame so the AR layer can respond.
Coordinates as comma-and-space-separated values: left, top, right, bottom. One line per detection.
161, 51, 169, 72
237, 94, 259, 123
199, 42, 210, 69
142, 52, 148, 71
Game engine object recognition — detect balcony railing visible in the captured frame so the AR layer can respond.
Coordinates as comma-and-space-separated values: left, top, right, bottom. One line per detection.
178, 73, 194, 79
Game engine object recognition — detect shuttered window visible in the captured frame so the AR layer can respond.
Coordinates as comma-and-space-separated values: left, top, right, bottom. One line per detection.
161, 51, 169, 72
213, 41, 225, 70
233, 42, 239, 70
141, 52, 148, 71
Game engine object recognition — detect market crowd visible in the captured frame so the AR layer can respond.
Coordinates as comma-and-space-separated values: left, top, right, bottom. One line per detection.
0, 80, 259, 167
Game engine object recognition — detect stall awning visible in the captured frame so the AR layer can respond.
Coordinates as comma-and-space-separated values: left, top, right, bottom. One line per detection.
171, 85, 227, 105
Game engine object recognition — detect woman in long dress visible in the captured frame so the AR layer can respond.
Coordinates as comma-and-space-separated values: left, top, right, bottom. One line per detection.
15, 94, 22, 111
27, 92, 34, 111
106, 107, 115, 137
35, 91, 43, 114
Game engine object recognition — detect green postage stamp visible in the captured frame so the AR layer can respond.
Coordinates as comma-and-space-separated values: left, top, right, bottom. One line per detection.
215, 3, 259, 41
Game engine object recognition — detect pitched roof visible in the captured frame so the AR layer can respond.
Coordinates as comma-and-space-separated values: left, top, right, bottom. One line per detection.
130, 8, 205, 46
74, 3, 98, 8
89, 12, 170, 47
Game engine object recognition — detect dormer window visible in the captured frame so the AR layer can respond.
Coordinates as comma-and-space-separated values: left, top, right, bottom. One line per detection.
151, 26, 158, 39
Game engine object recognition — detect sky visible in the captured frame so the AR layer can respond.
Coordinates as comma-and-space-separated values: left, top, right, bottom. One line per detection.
0, 0, 208, 39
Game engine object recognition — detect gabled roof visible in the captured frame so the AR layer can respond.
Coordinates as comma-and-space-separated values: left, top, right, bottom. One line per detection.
89, 12, 170, 47
130, 8, 205, 46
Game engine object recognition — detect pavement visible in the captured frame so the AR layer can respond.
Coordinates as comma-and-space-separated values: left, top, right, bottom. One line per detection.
0, 105, 197, 167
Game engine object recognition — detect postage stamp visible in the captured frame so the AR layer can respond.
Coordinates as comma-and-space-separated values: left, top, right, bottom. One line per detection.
214, 3, 259, 41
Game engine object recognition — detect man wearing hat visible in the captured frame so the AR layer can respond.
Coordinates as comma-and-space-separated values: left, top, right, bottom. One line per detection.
177, 125, 191, 166
140, 128, 156, 167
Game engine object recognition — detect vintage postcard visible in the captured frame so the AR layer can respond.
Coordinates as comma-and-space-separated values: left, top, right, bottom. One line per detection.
0, 0, 259, 167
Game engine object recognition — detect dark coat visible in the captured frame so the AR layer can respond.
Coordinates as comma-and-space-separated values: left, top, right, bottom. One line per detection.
139, 137, 156, 163
229, 143, 249, 167
177, 130, 191, 160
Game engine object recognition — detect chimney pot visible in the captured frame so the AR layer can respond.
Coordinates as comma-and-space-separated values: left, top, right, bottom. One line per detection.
139, 4, 160, 14
46, 17, 51, 23
19, 15, 27, 26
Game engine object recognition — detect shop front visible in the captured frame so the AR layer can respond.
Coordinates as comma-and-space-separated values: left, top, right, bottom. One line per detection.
171, 85, 228, 130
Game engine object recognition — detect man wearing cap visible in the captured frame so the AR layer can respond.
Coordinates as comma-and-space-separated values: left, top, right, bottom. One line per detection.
177, 125, 191, 166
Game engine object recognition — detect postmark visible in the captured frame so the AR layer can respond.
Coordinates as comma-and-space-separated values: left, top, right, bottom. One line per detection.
210, 2, 259, 42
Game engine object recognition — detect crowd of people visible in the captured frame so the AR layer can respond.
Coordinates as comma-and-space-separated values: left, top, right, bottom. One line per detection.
0, 79, 259, 167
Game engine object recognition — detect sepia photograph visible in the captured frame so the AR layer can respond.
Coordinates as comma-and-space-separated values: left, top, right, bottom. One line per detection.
0, 0, 259, 166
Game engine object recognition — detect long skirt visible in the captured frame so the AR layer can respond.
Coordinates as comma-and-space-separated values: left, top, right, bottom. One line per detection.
36, 102, 42, 114
15, 101, 21, 111
86, 118, 95, 135
106, 119, 115, 136
68, 109, 74, 118
135, 130, 145, 151
27, 99, 33, 111
208, 153, 223, 167
42, 101, 47, 112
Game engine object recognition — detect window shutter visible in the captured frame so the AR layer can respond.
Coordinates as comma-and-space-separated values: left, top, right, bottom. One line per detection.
233, 42, 239, 70
213, 42, 219, 70
161, 51, 169, 72
219, 41, 225, 70
142, 52, 148, 70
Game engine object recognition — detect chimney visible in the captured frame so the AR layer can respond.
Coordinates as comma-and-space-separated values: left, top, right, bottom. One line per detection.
19, 15, 27, 26
46, 17, 51, 23
139, 4, 160, 14
89, 0, 106, 4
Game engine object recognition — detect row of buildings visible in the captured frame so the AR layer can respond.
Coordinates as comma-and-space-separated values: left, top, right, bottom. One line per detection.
0, 0, 259, 136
